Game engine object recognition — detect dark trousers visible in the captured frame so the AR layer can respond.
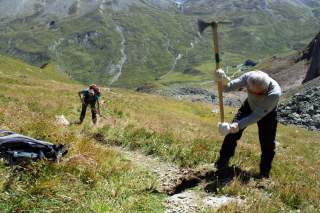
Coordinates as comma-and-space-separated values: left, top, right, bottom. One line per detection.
217, 100, 278, 176
80, 101, 97, 124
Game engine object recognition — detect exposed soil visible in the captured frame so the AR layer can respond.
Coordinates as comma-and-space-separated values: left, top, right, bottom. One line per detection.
164, 192, 243, 213
93, 132, 246, 212
109, 144, 246, 212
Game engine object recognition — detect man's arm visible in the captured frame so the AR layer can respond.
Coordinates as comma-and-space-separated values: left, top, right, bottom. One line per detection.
97, 100, 100, 115
79, 91, 85, 104
237, 93, 280, 129
223, 73, 248, 92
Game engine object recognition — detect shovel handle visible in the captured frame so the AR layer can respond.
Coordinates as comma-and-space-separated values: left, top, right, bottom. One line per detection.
212, 24, 225, 123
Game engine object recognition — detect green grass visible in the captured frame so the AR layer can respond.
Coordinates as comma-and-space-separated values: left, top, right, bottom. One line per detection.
95, 89, 320, 211
0, 56, 320, 212
0, 56, 164, 212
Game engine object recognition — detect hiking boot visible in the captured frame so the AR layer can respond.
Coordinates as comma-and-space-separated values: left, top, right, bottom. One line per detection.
214, 159, 229, 171
259, 168, 271, 179
92, 118, 97, 125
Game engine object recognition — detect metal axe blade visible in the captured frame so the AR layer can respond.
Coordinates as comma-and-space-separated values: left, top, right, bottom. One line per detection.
197, 19, 212, 34
197, 19, 233, 34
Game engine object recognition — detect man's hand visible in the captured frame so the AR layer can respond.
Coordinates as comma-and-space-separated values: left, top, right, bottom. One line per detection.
229, 122, 240, 134
214, 69, 230, 86
80, 97, 85, 105
218, 122, 231, 136
218, 122, 240, 136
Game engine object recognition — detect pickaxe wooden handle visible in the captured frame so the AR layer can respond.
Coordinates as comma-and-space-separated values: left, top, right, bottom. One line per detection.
212, 23, 224, 122
198, 19, 231, 123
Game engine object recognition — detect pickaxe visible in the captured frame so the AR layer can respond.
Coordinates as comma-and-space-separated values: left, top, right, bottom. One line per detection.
197, 19, 232, 122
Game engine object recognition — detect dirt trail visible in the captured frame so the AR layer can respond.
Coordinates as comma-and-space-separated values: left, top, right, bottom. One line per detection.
58, 114, 244, 212
108, 145, 244, 212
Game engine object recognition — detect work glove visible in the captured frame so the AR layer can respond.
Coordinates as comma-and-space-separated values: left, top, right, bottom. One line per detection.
218, 122, 240, 136
218, 122, 231, 136
214, 69, 230, 86
229, 123, 240, 134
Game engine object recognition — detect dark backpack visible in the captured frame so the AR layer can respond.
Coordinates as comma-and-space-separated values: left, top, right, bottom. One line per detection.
0, 130, 67, 165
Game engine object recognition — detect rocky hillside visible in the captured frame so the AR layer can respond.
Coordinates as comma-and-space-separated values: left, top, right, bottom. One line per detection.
256, 53, 307, 92
278, 84, 320, 131
0, 0, 319, 88
256, 30, 320, 93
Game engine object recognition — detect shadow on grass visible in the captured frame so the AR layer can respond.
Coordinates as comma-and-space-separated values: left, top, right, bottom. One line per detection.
167, 166, 258, 195
203, 166, 257, 193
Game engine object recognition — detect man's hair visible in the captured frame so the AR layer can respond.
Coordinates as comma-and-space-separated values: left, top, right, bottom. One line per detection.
89, 84, 97, 90
247, 71, 271, 90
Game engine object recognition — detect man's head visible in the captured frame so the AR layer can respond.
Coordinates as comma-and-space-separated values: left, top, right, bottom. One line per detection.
89, 84, 97, 90
247, 71, 271, 95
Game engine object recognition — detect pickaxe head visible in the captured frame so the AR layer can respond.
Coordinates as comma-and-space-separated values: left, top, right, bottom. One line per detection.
197, 19, 232, 34
198, 19, 216, 34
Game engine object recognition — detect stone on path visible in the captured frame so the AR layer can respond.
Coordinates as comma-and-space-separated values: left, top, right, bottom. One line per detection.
55, 115, 70, 126
164, 191, 243, 213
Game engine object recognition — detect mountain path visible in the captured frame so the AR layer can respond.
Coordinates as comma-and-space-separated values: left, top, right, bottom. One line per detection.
57, 115, 244, 212
103, 144, 244, 213
90, 116, 244, 212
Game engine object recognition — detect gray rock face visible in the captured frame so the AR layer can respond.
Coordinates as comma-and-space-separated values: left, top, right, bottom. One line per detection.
278, 86, 320, 131
6, 48, 50, 67
75, 31, 102, 48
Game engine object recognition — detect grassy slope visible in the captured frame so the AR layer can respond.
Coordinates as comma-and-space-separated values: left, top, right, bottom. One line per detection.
0, 56, 319, 212
0, 55, 164, 212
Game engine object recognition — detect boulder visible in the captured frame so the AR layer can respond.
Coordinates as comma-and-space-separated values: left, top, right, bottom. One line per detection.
55, 115, 70, 126
244, 59, 257, 67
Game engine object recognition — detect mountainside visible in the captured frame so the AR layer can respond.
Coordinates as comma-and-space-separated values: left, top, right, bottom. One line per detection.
257, 31, 320, 94
0, 0, 319, 88
0, 55, 320, 212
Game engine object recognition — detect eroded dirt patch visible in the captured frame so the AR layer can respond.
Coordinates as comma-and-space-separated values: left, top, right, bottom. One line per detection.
93, 134, 246, 211
164, 191, 243, 213
93, 133, 253, 195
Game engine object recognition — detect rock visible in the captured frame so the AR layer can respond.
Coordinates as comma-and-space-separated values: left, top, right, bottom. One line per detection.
48, 20, 56, 29
312, 114, 320, 121
164, 192, 243, 213
177, 87, 210, 96
243, 59, 257, 67
55, 115, 70, 126
136, 83, 161, 93
75, 31, 102, 48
